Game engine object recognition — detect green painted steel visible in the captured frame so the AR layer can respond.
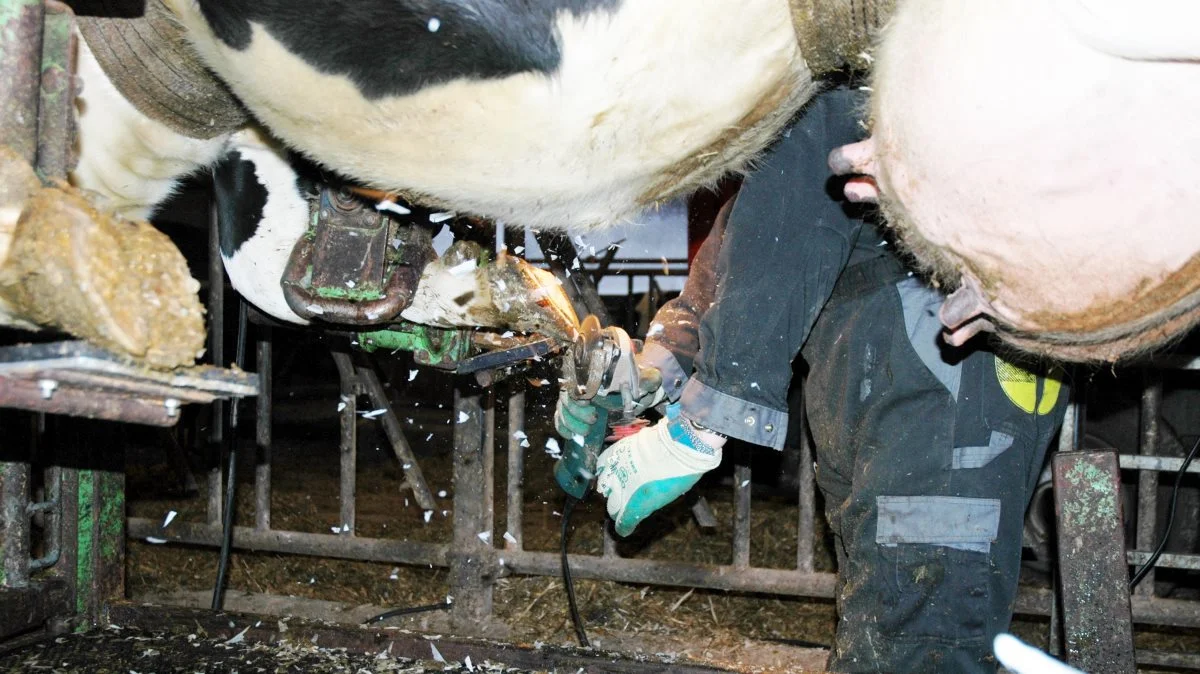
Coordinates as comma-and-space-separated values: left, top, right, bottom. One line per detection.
74, 471, 93, 618
358, 324, 471, 366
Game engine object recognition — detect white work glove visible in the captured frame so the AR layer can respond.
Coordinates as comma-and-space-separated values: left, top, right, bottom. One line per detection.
595, 403, 724, 537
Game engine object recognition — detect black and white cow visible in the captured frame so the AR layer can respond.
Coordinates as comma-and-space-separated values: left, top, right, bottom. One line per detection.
161, 0, 812, 232
211, 130, 579, 339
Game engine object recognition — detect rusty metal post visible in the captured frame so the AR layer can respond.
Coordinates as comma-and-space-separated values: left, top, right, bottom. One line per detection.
1135, 375, 1163, 596
207, 201, 225, 527
1053, 450, 1136, 673
358, 364, 435, 510
35, 0, 74, 179
0, 0, 44, 165
331, 351, 358, 535
796, 403, 816, 573
504, 385, 525, 551
449, 382, 495, 630
0, 459, 31, 588
732, 456, 751, 569
254, 334, 272, 530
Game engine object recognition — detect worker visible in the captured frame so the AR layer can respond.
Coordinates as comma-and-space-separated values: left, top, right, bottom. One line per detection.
555, 86, 1067, 672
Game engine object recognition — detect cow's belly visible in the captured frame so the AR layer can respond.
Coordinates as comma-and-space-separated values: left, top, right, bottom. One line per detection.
870, 0, 1200, 360
164, 0, 811, 232
71, 35, 230, 220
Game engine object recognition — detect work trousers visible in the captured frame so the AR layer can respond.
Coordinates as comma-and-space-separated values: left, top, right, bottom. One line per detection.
802, 277, 1066, 673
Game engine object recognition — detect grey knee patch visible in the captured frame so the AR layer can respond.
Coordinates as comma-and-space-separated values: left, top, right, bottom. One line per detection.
876, 495, 1001, 554
898, 278, 961, 401
952, 430, 1016, 470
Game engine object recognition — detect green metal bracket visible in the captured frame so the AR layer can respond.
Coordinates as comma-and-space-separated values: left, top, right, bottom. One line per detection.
358, 323, 473, 368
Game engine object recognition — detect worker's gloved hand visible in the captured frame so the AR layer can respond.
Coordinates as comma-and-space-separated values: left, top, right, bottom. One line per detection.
595, 403, 724, 537
554, 390, 609, 440
554, 351, 665, 440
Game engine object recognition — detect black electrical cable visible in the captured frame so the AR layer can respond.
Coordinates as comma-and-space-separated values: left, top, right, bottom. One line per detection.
212, 301, 249, 610
1129, 435, 1200, 591
561, 494, 589, 647
363, 600, 452, 625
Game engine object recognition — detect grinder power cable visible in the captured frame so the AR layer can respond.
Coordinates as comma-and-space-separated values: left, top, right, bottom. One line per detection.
553, 315, 660, 646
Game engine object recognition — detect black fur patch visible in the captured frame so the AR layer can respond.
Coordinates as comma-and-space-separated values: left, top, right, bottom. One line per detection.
213, 149, 269, 258
195, 0, 619, 100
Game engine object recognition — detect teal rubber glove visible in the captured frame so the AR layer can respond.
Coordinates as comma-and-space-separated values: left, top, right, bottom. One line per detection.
554, 390, 622, 440
595, 403, 724, 537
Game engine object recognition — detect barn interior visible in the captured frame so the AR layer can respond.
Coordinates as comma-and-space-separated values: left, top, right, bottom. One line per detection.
1, 2, 1200, 674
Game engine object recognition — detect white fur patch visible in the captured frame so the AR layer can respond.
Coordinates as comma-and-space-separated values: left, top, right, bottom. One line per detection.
219, 128, 311, 325
164, 0, 812, 232
70, 33, 231, 220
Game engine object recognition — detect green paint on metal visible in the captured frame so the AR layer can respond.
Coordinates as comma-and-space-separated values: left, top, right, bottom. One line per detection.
98, 473, 124, 562
1060, 459, 1118, 530
358, 324, 471, 366
0, 0, 39, 28
74, 471, 94, 618
314, 284, 385, 301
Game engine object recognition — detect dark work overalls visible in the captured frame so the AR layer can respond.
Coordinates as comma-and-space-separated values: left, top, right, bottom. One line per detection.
642, 87, 1067, 673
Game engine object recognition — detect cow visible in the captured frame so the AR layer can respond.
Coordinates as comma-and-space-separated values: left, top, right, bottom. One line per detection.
158, 0, 815, 232
74, 0, 1198, 362
829, 0, 1200, 362
211, 129, 580, 341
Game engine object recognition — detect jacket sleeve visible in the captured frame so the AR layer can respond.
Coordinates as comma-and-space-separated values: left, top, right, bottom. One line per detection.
640, 198, 731, 401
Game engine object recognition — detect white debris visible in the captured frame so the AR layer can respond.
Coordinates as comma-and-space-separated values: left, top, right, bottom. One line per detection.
513, 246, 524, 254
438, 490, 447, 498
337, 401, 347, 413
465, 655, 475, 671
426, 433, 433, 441
520, 439, 530, 448
500, 331, 514, 338
858, 51, 874, 63
345, 279, 356, 288
545, 437, 562, 458
144, 537, 168, 544
359, 409, 387, 419
430, 643, 446, 663
375, 200, 411, 215
646, 323, 664, 337
457, 411, 470, 424
162, 510, 177, 528
447, 259, 476, 276
224, 626, 251, 645
306, 304, 325, 315
429, 211, 455, 223
750, 382, 760, 389
571, 433, 585, 446
423, 510, 433, 523
389, 567, 400, 580
477, 531, 491, 543
858, 85, 873, 92
571, 257, 580, 270
741, 480, 750, 488
513, 430, 528, 440
408, 369, 419, 382
446, 594, 454, 604
503, 531, 518, 544
427, 17, 441, 32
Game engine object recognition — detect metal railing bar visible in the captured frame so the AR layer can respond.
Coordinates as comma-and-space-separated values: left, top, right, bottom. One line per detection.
255, 337, 272, 531
331, 351, 358, 536
505, 387, 525, 552
732, 462, 751, 569
126, 518, 448, 568
1136, 377, 1163, 596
